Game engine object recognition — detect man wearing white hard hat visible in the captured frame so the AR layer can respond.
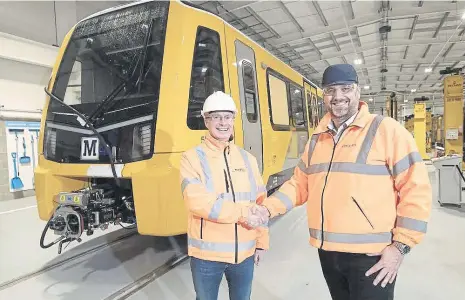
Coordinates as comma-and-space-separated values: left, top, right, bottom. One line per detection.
180, 91, 269, 300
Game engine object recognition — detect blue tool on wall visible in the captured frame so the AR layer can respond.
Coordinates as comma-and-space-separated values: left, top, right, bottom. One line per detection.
11, 152, 24, 189
20, 136, 31, 164
8, 129, 25, 190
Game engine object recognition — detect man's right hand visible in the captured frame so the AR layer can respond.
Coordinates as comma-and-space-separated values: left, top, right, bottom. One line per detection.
245, 205, 269, 228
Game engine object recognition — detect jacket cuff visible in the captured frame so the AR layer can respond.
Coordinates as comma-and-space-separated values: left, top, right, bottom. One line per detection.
261, 198, 281, 218
393, 233, 416, 248
255, 242, 269, 250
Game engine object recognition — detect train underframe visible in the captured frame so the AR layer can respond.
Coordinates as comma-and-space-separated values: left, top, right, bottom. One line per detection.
40, 178, 136, 254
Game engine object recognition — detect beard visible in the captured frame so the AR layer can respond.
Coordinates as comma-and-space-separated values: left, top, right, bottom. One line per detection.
327, 98, 359, 123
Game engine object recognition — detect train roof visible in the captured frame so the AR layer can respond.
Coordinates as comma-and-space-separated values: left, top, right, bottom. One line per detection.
78, 0, 322, 90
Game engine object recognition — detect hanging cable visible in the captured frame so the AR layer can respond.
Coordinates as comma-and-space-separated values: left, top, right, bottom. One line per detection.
53, 1, 58, 47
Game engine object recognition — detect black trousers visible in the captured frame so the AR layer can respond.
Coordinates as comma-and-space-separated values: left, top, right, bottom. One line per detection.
318, 249, 396, 300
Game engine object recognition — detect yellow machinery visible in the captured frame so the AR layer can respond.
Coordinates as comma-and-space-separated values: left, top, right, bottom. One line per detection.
443, 75, 463, 157
413, 102, 429, 160
426, 111, 432, 153
404, 115, 414, 135
385, 93, 398, 121
431, 114, 444, 147
432, 115, 438, 146
437, 115, 444, 145
35, 0, 324, 253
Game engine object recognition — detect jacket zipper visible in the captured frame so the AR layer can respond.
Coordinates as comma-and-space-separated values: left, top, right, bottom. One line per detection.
319, 140, 336, 248
319, 126, 351, 249
224, 170, 230, 192
200, 218, 203, 239
223, 147, 238, 264
352, 197, 374, 229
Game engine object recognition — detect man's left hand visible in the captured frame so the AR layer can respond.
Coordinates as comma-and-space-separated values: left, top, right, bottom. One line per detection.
365, 244, 404, 288
254, 249, 265, 266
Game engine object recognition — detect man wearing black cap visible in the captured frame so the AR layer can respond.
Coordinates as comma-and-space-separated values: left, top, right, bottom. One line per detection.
321, 64, 360, 132
259, 64, 432, 300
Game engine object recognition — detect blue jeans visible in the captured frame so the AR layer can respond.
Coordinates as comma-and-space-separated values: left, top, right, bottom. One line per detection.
190, 255, 255, 300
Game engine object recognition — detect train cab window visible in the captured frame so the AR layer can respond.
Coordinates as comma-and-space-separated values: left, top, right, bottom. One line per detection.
242, 62, 258, 122
187, 27, 225, 130
317, 94, 324, 119
268, 74, 290, 127
311, 92, 319, 126
306, 92, 313, 128
289, 84, 306, 129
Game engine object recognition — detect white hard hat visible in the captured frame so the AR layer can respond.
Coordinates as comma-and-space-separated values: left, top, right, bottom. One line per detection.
201, 91, 237, 117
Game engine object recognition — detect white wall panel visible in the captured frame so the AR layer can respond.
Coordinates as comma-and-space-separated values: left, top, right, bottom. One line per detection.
0, 33, 57, 67
0, 59, 50, 115
0, 1, 124, 47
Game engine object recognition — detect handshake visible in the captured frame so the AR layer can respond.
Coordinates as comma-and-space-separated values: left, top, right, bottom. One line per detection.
243, 204, 270, 228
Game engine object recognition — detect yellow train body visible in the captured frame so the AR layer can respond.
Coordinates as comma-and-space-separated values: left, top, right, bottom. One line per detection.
34, 0, 323, 237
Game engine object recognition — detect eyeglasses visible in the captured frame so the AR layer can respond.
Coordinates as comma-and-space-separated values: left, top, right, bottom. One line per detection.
205, 113, 235, 122
323, 84, 355, 96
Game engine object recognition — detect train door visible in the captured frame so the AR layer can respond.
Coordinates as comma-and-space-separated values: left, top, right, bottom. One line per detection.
234, 40, 263, 174
303, 81, 314, 135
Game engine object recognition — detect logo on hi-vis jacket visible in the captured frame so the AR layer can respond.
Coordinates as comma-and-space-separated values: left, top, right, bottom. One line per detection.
81, 137, 99, 160
342, 143, 356, 148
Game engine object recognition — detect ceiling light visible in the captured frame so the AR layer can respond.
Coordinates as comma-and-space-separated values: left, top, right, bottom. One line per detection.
368, 98, 373, 102
462, 12, 465, 19
364, 85, 370, 90
424, 68, 432, 73
411, 89, 417, 93
354, 59, 362, 65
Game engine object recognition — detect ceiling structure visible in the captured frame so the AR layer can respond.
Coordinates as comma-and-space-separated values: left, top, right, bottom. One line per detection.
196, 0, 465, 115
2, 0, 465, 115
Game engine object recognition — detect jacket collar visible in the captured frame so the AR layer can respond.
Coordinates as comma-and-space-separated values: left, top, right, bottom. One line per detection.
314, 101, 372, 135
203, 131, 231, 153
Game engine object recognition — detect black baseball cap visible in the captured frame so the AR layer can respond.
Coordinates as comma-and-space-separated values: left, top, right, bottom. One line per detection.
322, 64, 359, 87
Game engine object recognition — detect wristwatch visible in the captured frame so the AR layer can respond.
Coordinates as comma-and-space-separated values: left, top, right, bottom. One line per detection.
392, 241, 411, 255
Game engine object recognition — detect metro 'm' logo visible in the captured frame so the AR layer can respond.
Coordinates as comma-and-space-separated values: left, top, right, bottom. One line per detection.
81, 137, 99, 160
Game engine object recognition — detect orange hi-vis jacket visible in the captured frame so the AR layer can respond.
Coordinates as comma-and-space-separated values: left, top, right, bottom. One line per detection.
263, 101, 432, 254
180, 133, 269, 264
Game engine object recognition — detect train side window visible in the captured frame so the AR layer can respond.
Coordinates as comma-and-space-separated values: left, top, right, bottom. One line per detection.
242, 61, 258, 123
187, 26, 225, 130
268, 74, 289, 127
289, 83, 306, 129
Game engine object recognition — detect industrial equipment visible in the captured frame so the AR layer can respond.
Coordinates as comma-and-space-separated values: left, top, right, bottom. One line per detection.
413, 98, 429, 160
443, 75, 463, 156
432, 155, 464, 207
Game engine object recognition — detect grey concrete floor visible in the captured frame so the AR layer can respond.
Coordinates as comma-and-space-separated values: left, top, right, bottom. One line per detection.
0, 196, 187, 300
129, 164, 465, 300
1, 164, 464, 299
0, 196, 128, 284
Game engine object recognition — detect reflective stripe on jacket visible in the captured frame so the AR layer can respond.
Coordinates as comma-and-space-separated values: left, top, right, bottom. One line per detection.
180, 133, 269, 264
263, 101, 432, 254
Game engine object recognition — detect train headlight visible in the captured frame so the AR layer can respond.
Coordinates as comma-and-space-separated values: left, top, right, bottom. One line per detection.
44, 127, 57, 159
132, 123, 152, 157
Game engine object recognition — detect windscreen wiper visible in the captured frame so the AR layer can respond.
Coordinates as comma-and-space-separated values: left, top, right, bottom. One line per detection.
44, 88, 121, 187
87, 19, 155, 124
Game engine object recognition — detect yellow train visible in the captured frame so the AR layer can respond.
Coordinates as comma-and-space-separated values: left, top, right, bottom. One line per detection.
35, 0, 324, 253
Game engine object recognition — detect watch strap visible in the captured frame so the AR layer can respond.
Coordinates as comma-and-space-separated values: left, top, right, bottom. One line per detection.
393, 241, 410, 255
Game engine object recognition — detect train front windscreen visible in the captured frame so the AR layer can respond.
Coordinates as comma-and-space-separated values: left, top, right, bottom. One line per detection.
44, 1, 169, 164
